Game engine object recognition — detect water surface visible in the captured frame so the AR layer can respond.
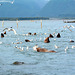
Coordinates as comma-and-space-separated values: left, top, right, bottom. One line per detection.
0, 20, 75, 75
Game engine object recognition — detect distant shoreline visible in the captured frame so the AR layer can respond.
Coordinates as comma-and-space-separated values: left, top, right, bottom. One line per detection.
0, 17, 49, 21
0, 17, 75, 21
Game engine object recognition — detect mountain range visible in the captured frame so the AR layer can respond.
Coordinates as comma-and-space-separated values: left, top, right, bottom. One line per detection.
0, 0, 75, 18
39, 0, 75, 18
0, 0, 48, 17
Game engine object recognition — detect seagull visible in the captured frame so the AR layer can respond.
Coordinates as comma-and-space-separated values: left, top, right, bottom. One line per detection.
30, 39, 33, 42
0, 41, 2, 44
16, 38, 19, 41
72, 46, 75, 48
63, 25, 72, 32
53, 32, 56, 36
39, 37, 42, 41
70, 25, 75, 28
20, 47, 24, 51
44, 37, 46, 40
67, 26, 72, 32
11, 0, 14, 4
22, 47, 24, 50
65, 46, 68, 53
14, 46, 18, 48
33, 45, 38, 51
44, 33, 47, 35
54, 45, 59, 49
26, 46, 29, 50
3, 28, 17, 34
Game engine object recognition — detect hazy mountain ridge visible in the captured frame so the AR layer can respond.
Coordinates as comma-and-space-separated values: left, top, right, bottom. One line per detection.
39, 0, 75, 18
0, 0, 48, 17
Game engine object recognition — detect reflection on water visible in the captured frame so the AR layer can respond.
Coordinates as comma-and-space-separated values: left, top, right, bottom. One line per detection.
0, 20, 75, 75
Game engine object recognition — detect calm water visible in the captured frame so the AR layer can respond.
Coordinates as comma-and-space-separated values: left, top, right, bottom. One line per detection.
0, 20, 75, 75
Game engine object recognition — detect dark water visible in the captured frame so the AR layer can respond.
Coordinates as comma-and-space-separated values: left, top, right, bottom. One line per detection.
0, 20, 75, 75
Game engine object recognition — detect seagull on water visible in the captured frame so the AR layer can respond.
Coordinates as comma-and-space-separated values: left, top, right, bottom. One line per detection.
26, 46, 29, 50
65, 46, 68, 53
54, 45, 59, 49
72, 46, 75, 48
20, 47, 24, 51
0, 41, 2, 44
33, 45, 38, 51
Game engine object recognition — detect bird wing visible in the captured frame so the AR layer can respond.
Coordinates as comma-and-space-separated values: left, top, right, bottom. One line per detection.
12, 29, 17, 34
70, 25, 75, 28
66, 26, 72, 32
3, 28, 8, 31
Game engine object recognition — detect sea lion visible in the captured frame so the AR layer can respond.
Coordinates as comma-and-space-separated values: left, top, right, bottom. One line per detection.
49, 34, 54, 38
1, 33, 4, 38
28, 32, 32, 35
13, 61, 24, 65
25, 39, 30, 42
33, 33, 36, 35
4, 31, 6, 34
36, 47, 56, 53
56, 33, 61, 38
44, 37, 50, 43
70, 40, 74, 42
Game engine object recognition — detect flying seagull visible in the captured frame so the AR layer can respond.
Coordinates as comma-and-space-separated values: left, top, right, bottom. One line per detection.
3, 28, 17, 35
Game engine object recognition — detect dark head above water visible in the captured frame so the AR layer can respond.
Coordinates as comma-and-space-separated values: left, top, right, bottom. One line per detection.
33, 33, 36, 35
25, 39, 30, 42
4, 31, 6, 34
1, 33, 4, 38
57, 33, 61, 38
70, 40, 74, 42
49, 34, 54, 38
28, 32, 32, 35
44, 37, 50, 43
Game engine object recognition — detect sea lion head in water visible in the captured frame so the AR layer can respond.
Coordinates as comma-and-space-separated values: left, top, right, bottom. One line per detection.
44, 37, 50, 43
49, 34, 54, 38
33, 33, 36, 35
25, 39, 30, 42
4, 31, 6, 34
57, 33, 61, 38
28, 32, 32, 35
1, 33, 4, 38
70, 40, 74, 42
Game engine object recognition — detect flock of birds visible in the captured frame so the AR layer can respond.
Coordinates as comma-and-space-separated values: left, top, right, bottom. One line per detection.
0, 0, 15, 6
0, 23, 75, 53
